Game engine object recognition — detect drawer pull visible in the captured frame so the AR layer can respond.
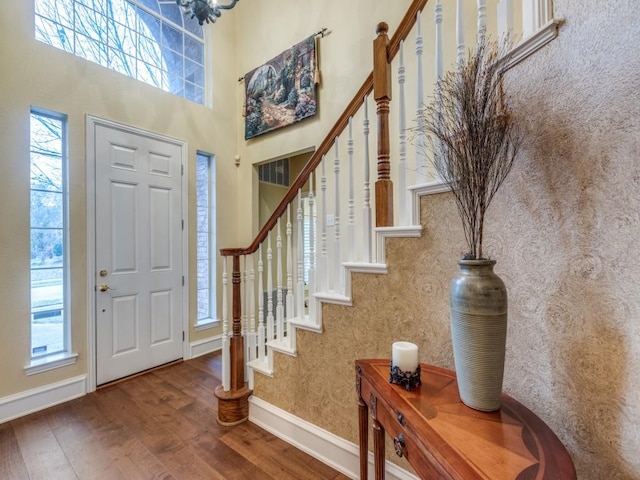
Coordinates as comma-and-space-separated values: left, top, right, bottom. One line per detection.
393, 433, 406, 457
397, 412, 406, 426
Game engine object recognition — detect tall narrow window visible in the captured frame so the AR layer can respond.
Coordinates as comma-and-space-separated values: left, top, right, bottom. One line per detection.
30, 110, 69, 361
196, 152, 216, 327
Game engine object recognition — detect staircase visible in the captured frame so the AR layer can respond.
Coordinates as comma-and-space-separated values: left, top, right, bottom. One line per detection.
215, 0, 562, 433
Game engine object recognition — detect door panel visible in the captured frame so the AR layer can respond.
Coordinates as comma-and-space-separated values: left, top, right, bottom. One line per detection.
95, 124, 183, 385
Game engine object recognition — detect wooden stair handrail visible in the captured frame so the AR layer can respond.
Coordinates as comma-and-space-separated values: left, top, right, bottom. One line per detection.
220, 0, 428, 257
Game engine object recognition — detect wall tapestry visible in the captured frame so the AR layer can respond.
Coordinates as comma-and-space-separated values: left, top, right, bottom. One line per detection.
244, 35, 317, 140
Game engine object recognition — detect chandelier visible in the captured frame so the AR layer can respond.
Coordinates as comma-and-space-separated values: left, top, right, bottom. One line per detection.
176, 0, 240, 25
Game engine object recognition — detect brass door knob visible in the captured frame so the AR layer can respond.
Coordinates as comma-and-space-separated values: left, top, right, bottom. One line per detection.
99, 284, 110, 292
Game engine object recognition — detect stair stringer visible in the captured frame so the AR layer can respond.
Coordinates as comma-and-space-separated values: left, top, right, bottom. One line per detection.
247, 180, 450, 381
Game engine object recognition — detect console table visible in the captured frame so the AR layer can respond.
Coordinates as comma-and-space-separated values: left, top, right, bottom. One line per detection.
356, 359, 576, 479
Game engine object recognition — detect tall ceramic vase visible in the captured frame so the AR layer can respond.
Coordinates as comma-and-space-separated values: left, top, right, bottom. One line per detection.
450, 259, 507, 412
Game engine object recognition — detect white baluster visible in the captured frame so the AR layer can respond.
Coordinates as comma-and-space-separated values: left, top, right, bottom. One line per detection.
434, 0, 444, 185
362, 96, 372, 263
249, 255, 256, 351
257, 244, 265, 362
221, 256, 230, 391
308, 171, 317, 319
266, 233, 274, 342
320, 155, 329, 291
524, 0, 552, 33
497, 0, 512, 40
296, 190, 305, 322
286, 203, 294, 327
398, 40, 408, 224
435, 0, 443, 80
456, 0, 466, 68
242, 255, 248, 381
242, 256, 248, 336
333, 137, 344, 293
477, 0, 487, 44
347, 117, 356, 260
415, 11, 427, 183
276, 218, 284, 343
542, 0, 553, 25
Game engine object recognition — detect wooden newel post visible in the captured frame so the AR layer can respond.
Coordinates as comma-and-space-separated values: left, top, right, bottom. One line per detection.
230, 254, 244, 389
373, 22, 394, 227
215, 253, 252, 426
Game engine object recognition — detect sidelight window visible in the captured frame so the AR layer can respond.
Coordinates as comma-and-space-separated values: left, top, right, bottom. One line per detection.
29, 109, 71, 364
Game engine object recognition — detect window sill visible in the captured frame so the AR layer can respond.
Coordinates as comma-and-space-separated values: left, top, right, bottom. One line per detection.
195, 318, 219, 332
25, 352, 79, 376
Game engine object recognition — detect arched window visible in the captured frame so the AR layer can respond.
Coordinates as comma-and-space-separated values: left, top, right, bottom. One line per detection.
35, 0, 207, 105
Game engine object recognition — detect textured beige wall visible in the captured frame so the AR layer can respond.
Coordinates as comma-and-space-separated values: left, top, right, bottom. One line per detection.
253, 1, 640, 478
0, 2, 237, 396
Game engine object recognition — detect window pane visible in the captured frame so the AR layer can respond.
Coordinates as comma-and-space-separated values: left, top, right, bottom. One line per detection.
159, 2, 183, 26
184, 16, 204, 39
76, 32, 107, 65
30, 192, 63, 228
75, 3, 107, 42
108, 47, 136, 76
138, 9, 161, 40
35, 0, 206, 105
108, 21, 136, 53
35, 0, 74, 29
161, 22, 183, 53
136, 0, 159, 13
35, 16, 75, 52
167, 74, 184, 96
185, 35, 203, 64
185, 59, 203, 85
137, 60, 163, 87
30, 115, 63, 155
78, 0, 108, 17
184, 82, 204, 104
162, 47, 184, 77
31, 154, 63, 191
30, 229, 64, 269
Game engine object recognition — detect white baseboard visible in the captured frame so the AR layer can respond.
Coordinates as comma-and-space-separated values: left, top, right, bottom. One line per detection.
249, 396, 419, 480
0, 375, 87, 424
189, 334, 222, 359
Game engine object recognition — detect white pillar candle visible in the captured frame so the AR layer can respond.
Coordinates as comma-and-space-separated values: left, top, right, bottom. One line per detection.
392, 341, 419, 372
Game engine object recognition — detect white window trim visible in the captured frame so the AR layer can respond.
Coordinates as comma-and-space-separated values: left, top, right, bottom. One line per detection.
195, 151, 217, 329
25, 352, 78, 376
28, 108, 72, 369
195, 318, 219, 331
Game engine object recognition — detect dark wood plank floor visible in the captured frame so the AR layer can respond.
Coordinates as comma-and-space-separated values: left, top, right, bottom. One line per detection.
0, 353, 351, 480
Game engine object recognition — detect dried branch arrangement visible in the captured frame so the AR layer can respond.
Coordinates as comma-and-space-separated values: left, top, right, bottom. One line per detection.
418, 39, 522, 260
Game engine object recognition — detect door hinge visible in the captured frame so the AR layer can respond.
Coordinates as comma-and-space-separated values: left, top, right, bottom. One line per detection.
181, 219, 184, 230
181, 164, 184, 175
182, 275, 185, 286
182, 331, 185, 341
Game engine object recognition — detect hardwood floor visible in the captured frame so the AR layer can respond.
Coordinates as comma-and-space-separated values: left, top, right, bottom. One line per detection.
0, 353, 351, 480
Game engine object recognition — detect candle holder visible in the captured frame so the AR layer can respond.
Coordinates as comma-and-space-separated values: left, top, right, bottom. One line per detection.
389, 362, 422, 391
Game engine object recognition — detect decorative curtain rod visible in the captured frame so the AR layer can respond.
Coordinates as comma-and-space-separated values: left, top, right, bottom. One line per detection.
237, 28, 329, 83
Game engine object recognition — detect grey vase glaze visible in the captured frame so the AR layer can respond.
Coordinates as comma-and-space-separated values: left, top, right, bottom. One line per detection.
450, 259, 507, 412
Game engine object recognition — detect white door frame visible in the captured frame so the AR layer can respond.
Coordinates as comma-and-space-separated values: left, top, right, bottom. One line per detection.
85, 115, 190, 392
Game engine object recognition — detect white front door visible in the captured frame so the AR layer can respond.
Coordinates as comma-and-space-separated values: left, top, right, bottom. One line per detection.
94, 123, 184, 386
